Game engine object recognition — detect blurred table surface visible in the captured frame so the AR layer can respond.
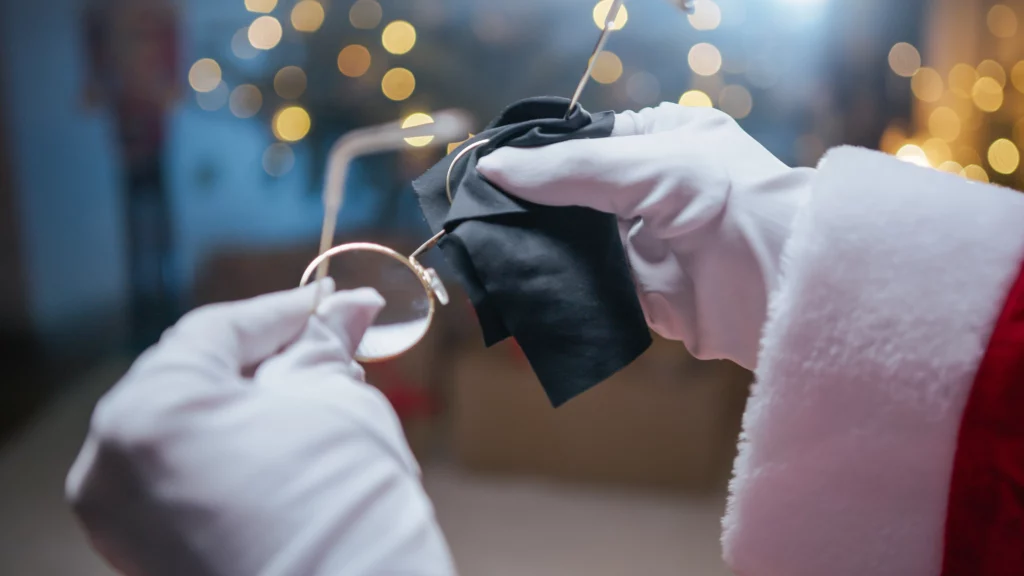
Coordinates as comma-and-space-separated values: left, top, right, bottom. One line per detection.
0, 357, 733, 576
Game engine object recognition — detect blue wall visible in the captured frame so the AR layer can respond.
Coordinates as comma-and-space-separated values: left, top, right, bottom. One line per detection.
0, 0, 127, 342
0, 0, 383, 344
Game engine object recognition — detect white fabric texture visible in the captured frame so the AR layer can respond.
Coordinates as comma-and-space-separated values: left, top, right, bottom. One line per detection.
478, 103, 814, 371
66, 281, 456, 576
723, 146, 1024, 576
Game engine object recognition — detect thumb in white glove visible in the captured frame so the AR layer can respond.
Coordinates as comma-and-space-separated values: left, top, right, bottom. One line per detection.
67, 280, 455, 576
478, 103, 813, 370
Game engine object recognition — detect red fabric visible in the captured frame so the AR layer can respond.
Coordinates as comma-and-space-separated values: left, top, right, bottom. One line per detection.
364, 363, 435, 419
942, 261, 1024, 575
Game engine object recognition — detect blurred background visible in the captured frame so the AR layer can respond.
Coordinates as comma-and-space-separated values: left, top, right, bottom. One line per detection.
1, 0, 1022, 574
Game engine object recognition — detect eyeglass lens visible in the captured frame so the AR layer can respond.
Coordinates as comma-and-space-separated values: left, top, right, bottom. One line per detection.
323, 247, 433, 361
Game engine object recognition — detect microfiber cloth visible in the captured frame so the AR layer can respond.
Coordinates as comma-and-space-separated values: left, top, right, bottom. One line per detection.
412, 96, 651, 407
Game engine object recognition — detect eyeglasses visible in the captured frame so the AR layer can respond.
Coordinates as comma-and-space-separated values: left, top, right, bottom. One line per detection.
300, 109, 474, 363
304, 0, 695, 362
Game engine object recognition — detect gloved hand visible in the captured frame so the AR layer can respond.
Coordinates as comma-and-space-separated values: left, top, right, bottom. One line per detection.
66, 280, 456, 576
478, 103, 814, 370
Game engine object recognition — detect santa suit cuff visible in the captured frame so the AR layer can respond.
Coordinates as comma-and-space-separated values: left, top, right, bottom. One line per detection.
722, 146, 1024, 576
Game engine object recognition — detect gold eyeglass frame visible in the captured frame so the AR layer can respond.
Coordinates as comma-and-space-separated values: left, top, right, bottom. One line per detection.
300, 109, 476, 363
302, 0, 694, 362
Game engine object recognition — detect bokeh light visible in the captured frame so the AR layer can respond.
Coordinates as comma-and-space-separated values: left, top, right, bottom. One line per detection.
447, 134, 474, 155
987, 4, 1019, 38
949, 63, 978, 98
381, 68, 416, 101
719, 85, 753, 119
263, 143, 295, 177
229, 84, 262, 118
688, 0, 721, 31
402, 113, 435, 147
188, 58, 222, 93
274, 66, 307, 99
291, 0, 325, 33
688, 43, 722, 76
1012, 61, 1024, 95
196, 82, 229, 111
910, 67, 943, 102
231, 28, 260, 59
273, 106, 312, 142
679, 90, 713, 107
382, 21, 417, 55
938, 161, 963, 174
896, 144, 929, 167
977, 59, 1006, 87
928, 106, 961, 142
958, 146, 984, 168
350, 0, 383, 29
337, 45, 372, 77
961, 164, 990, 182
879, 123, 907, 154
249, 16, 283, 50
246, 0, 277, 13
593, 0, 628, 30
76, 0, 1024, 220
922, 137, 952, 165
590, 51, 623, 84
972, 77, 1004, 112
965, 107, 984, 131
888, 43, 921, 77
988, 139, 1020, 174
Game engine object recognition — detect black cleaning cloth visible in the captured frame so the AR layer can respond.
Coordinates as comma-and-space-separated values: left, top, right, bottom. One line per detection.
412, 96, 651, 407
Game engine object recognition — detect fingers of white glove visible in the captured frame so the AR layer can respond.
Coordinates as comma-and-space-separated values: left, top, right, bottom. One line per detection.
478, 107, 742, 229
611, 102, 704, 137
137, 279, 337, 378
82, 280, 338, 453
475, 132, 651, 201
70, 376, 440, 576
477, 131, 688, 215
316, 287, 387, 355
476, 103, 721, 211
254, 288, 386, 384
477, 140, 601, 206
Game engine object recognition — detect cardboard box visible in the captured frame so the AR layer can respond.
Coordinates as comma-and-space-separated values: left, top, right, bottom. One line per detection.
450, 336, 751, 494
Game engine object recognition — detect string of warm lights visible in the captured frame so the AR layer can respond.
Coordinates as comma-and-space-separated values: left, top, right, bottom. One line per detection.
586, 0, 747, 119
885, 2, 1023, 186
185, 0, 759, 177
185, 0, 438, 176
184, 0, 1024, 186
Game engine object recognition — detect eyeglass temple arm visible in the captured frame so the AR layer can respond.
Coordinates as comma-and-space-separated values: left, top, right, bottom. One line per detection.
410, 229, 446, 262
315, 109, 474, 285
565, 0, 695, 119
565, 0, 626, 119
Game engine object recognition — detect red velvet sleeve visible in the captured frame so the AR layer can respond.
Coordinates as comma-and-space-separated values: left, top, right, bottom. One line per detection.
943, 261, 1024, 575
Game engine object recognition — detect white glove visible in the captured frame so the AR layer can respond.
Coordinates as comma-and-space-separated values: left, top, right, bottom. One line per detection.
478, 103, 814, 370
66, 280, 456, 576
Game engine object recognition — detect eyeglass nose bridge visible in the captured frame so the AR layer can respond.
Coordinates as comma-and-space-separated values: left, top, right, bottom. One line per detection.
420, 265, 449, 306
408, 239, 449, 307
304, 132, 483, 316
398, 135, 490, 308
